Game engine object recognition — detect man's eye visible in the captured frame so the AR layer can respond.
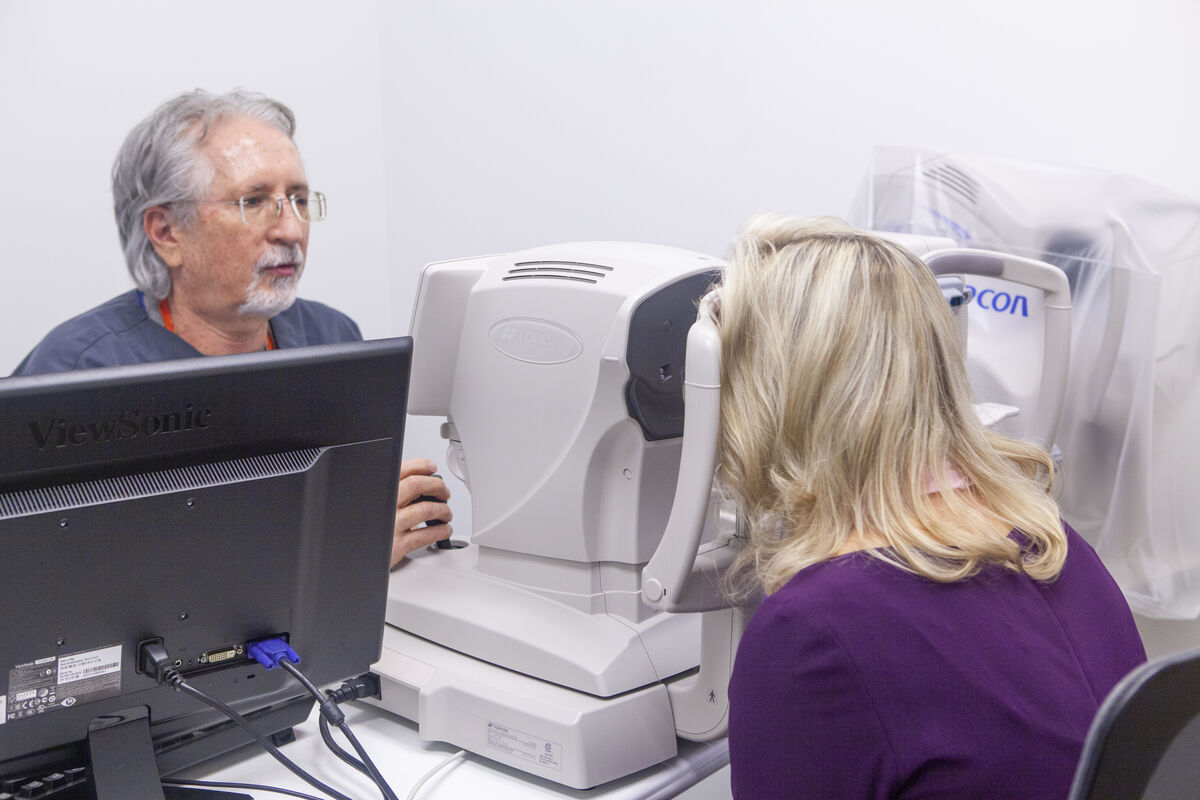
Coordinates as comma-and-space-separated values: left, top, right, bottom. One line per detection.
241, 195, 268, 208
291, 194, 309, 207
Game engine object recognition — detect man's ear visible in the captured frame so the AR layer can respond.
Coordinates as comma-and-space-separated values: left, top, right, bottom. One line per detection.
144, 207, 184, 268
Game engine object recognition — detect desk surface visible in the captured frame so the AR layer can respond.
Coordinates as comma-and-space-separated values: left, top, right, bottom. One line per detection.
176, 701, 729, 800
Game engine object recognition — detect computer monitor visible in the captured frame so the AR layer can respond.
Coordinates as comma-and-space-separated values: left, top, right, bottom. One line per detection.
0, 338, 411, 798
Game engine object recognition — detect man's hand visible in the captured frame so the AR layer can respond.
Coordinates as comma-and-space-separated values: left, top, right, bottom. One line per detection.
392, 459, 453, 567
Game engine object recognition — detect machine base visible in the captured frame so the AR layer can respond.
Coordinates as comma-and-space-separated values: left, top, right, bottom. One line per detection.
366, 625, 681, 789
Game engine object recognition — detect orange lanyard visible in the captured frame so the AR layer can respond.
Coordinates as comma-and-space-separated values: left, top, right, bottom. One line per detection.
159, 299, 276, 350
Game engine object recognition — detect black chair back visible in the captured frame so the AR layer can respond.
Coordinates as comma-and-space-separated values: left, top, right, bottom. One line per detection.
1069, 646, 1200, 800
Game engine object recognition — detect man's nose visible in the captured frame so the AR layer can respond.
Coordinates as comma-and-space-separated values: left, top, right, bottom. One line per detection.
267, 202, 305, 243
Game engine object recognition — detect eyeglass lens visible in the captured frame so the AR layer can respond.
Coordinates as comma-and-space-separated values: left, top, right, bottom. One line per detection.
239, 191, 325, 223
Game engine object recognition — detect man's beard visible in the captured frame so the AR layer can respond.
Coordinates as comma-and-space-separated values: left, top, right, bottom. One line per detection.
239, 244, 305, 318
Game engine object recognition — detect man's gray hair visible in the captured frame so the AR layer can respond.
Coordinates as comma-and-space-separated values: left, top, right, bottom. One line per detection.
112, 89, 296, 300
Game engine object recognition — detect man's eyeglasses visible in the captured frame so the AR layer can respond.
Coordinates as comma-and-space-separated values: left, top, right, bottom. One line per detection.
215, 191, 327, 225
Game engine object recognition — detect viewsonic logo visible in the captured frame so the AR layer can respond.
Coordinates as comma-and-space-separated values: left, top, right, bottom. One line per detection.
29, 404, 213, 451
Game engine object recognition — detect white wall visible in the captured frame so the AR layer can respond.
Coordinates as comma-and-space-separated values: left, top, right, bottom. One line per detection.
377, 0, 1200, 559
2, 0, 1198, 659
379, 0, 1199, 272
3, 0, 1196, 363
0, 0, 393, 369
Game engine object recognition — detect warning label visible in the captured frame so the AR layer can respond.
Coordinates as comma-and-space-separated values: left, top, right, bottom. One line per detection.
484, 720, 562, 772
6, 644, 122, 723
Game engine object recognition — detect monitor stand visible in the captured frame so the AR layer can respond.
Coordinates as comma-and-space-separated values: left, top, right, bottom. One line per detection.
88, 707, 165, 799
88, 707, 248, 800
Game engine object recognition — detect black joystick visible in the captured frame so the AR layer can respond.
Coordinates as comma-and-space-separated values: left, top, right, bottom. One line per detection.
412, 480, 463, 549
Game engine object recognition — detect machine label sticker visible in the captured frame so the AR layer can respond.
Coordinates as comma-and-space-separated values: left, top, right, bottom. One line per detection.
484, 720, 562, 772
5, 644, 122, 723
488, 318, 583, 365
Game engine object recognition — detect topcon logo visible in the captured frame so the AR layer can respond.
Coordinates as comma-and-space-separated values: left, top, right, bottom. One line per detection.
966, 284, 1030, 317
488, 318, 583, 365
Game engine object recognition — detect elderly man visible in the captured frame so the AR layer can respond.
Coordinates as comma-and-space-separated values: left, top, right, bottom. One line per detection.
13, 88, 450, 563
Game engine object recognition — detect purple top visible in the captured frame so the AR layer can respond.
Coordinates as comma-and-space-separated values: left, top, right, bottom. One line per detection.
728, 522, 1145, 799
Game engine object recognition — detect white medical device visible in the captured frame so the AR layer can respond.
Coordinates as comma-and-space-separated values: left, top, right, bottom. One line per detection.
369, 243, 728, 789
856, 146, 1200, 619
367, 237, 1071, 788
922, 247, 1072, 450
880, 234, 1073, 449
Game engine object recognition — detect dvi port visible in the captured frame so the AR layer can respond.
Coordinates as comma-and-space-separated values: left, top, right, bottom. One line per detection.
199, 644, 244, 665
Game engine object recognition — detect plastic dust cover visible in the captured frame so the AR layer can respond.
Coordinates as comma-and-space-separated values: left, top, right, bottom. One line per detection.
850, 146, 1200, 620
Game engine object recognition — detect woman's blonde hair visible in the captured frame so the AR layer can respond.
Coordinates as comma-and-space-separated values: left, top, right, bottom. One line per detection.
716, 215, 1066, 595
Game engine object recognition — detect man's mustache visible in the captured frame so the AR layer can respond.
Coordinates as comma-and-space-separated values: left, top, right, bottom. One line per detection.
256, 244, 304, 272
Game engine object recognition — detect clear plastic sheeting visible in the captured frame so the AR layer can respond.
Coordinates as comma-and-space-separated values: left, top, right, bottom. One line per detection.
850, 146, 1200, 619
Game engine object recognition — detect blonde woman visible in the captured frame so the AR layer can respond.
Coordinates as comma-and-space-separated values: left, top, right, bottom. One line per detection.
719, 217, 1144, 799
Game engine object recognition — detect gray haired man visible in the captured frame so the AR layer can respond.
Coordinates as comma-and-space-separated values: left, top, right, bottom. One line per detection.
14, 89, 450, 562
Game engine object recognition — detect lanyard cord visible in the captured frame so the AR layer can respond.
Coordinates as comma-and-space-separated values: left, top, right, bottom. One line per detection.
158, 298, 276, 350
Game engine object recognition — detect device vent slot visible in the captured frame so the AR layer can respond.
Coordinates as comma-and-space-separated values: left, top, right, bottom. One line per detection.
0, 448, 324, 519
512, 260, 614, 272
504, 260, 613, 284
922, 164, 980, 205
502, 273, 597, 284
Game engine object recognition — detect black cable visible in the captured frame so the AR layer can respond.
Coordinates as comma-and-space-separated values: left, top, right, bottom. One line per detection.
170, 678, 357, 800
333, 719, 399, 800
318, 715, 373, 778
317, 675, 388, 779
140, 642, 356, 800
162, 778, 325, 800
277, 658, 331, 707
277, 659, 401, 800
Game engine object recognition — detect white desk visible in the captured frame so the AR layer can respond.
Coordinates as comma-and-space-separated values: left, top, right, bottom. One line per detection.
177, 701, 729, 800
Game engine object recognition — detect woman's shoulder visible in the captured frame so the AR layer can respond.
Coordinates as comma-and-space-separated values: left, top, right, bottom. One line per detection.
755, 553, 908, 632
